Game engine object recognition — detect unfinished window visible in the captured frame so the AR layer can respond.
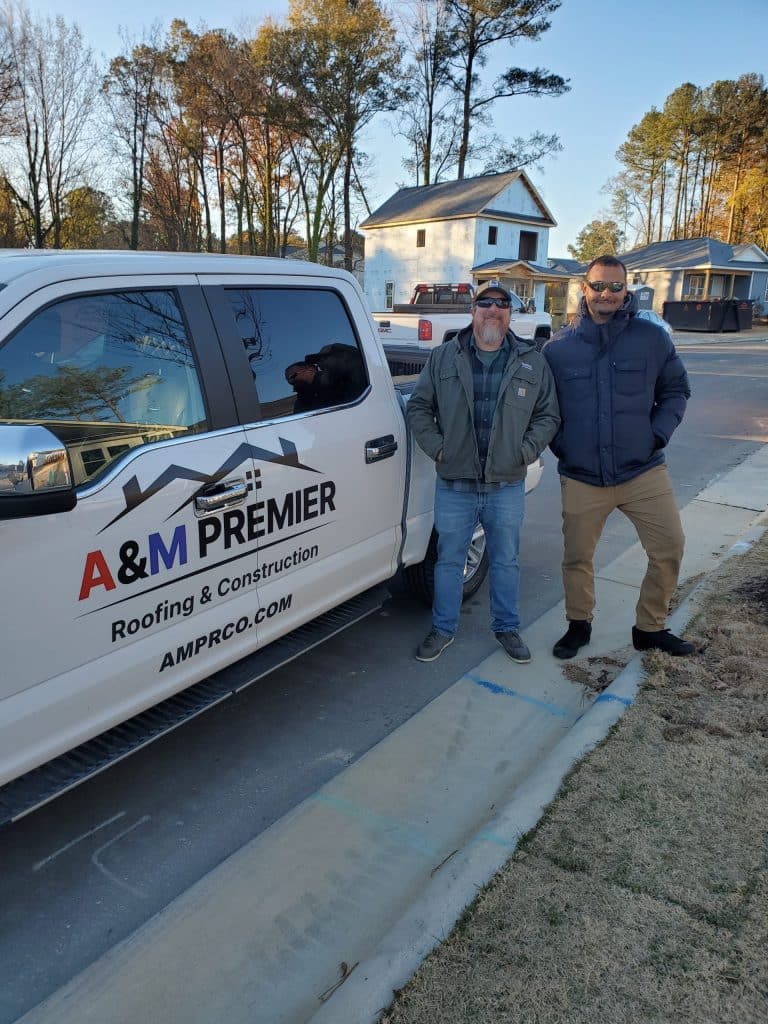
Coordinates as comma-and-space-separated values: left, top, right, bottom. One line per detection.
488, 226, 498, 246
518, 231, 537, 261
385, 282, 394, 310
416, 229, 426, 248
509, 278, 534, 301
683, 274, 705, 300
708, 274, 727, 298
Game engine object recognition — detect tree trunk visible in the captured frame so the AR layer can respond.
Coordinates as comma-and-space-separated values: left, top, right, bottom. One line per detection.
217, 137, 227, 253
727, 151, 743, 244
456, 19, 476, 181
343, 140, 353, 272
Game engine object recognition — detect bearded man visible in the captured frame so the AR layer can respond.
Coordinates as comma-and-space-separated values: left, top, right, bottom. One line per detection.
406, 281, 560, 663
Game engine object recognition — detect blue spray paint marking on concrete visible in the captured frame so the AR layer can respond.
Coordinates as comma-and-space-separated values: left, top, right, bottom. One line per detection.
466, 673, 572, 719
313, 792, 437, 856
594, 692, 633, 707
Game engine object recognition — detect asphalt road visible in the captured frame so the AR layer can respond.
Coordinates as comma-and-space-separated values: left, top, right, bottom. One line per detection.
2, 339, 767, 1024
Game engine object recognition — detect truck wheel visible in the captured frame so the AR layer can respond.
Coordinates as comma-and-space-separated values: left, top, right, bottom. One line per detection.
403, 525, 489, 606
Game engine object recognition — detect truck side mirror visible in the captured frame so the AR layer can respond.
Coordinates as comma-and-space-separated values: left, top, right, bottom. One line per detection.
0, 424, 76, 518
524, 298, 536, 313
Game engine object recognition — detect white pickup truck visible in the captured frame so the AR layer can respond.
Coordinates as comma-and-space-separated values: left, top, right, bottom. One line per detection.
372, 283, 552, 349
0, 252, 543, 821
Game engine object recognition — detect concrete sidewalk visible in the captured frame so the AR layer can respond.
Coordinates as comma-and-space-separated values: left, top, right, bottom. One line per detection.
672, 325, 768, 344
18, 447, 768, 1024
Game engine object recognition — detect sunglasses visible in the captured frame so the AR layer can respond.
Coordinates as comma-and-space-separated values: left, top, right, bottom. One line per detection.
474, 297, 511, 309
585, 280, 625, 293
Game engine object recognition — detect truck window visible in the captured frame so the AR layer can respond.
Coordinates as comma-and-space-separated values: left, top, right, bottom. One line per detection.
222, 287, 368, 421
0, 290, 208, 486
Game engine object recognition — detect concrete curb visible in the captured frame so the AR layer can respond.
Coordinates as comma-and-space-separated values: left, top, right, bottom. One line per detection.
672, 328, 768, 345
309, 516, 768, 1024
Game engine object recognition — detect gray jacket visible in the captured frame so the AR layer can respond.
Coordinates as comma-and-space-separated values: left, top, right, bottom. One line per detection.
406, 326, 561, 483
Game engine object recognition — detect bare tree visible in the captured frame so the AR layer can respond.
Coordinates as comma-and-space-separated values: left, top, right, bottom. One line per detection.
102, 26, 165, 249
445, 0, 568, 179
0, 7, 18, 132
0, 2, 100, 247
396, 0, 461, 185
276, 0, 405, 270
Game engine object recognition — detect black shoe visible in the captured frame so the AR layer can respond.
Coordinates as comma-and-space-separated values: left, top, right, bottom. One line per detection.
415, 629, 454, 662
632, 626, 694, 656
495, 631, 532, 664
553, 620, 591, 659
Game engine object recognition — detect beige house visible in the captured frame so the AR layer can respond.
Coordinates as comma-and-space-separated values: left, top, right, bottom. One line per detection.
550, 239, 768, 323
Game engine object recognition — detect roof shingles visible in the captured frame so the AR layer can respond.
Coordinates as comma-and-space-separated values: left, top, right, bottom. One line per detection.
621, 237, 768, 272
360, 170, 555, 229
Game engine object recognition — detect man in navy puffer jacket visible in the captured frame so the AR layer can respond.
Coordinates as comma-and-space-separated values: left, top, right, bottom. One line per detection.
544, 255, 693, 658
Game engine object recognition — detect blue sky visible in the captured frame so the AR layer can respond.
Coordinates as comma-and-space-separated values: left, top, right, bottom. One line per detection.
27, 0, 768, 254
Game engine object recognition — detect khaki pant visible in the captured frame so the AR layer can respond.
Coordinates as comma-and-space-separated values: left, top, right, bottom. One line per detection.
560, 465, 685, 631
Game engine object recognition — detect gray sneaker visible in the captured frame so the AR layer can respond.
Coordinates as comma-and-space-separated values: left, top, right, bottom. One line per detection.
495, 630, 531, 663
415, 629, 454, 662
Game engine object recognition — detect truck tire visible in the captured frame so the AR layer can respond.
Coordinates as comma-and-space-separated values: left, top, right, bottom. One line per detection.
403, 525, 489, 606
533, 325, 551, 351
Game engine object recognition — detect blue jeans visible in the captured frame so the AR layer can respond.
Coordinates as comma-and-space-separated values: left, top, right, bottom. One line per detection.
432, 479, 525, 636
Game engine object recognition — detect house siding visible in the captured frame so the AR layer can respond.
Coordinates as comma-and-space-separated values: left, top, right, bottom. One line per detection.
494, 178, 547, 221
473, 219, 549, 269
626, 268, 684, 311
751, 271, 768, 305
364, 219, 475, 310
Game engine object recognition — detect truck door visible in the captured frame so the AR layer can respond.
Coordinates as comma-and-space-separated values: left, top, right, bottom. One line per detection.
0, 280, 271, 784
202, 274, 407, 646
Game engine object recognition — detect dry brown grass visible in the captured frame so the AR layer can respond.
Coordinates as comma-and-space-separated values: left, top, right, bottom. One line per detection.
383, 532, 768, 1024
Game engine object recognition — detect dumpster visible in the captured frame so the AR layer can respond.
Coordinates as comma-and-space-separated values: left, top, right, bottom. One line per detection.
735, 299, 754, 330
663, 299, 741, 331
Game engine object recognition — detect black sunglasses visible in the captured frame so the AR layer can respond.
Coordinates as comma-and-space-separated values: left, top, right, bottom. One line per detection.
585, 280, 625, 293
474, 297, 511, 309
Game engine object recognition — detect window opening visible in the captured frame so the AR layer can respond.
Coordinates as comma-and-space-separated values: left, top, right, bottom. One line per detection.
518, 231, 537, 261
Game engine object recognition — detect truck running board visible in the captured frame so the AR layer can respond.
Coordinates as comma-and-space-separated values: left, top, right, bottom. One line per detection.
0, 585, 390, 827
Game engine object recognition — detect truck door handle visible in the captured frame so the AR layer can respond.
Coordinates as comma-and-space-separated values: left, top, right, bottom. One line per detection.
365, 435, 398, 463
195, 478, 248, 513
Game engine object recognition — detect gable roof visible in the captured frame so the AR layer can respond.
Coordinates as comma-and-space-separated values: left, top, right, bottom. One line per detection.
360, 170, 556, 229
547, 257, 585, 275
472, 258, 570, 282
621, 237, 768, 272
731, 243, 768, 263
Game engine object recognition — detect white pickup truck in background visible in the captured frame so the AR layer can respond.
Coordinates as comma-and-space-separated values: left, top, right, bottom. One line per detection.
0, 253, 544, 822
372, 283, 553, 349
